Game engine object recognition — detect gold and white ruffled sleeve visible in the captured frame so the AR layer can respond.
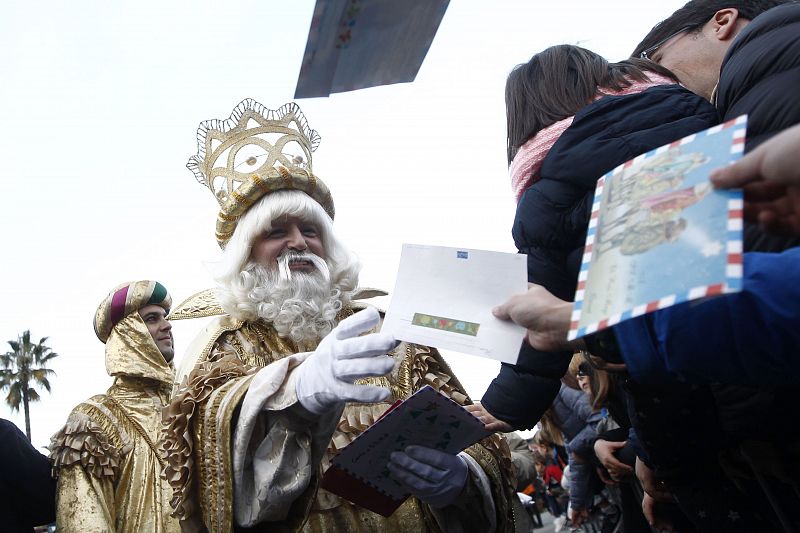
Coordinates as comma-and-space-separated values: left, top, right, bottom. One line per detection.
49, 404, 131, 532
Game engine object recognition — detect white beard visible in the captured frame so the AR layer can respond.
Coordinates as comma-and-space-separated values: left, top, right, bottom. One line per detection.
243, 251, 344, 345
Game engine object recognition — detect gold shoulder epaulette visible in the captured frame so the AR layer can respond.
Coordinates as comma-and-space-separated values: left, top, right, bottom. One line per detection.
168, 288, 225, 320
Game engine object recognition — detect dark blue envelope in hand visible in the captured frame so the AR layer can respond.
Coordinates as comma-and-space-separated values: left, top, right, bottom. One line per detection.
321, 385, 489, 516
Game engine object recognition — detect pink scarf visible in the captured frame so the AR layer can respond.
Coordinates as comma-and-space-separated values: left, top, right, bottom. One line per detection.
510, 73, 676, 203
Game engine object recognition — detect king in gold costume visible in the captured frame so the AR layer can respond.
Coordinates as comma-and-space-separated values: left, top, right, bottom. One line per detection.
49, 281, 181, 533
162, 100, 516, 532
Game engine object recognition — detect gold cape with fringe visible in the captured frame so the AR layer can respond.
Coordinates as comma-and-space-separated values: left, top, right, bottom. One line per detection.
162, 308, 517, 533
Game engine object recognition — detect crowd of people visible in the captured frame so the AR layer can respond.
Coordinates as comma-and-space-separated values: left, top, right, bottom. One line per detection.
483, 0, 800, 531
2, 0, 798, 532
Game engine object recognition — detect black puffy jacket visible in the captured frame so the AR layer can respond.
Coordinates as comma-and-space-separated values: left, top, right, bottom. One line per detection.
717, 2, 800, 253
481, 85, 719, 429
717, 3, 800, 149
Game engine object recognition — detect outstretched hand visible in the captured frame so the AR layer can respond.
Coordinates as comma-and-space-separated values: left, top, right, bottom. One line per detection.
711, 123, 800, 235
465, 402, 513, 433
295, 307, 396, 415
593, 439, 634, 481
493, 284, 575, 352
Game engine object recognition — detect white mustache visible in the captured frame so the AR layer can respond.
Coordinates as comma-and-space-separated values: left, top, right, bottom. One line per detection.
276, 250, 330, 281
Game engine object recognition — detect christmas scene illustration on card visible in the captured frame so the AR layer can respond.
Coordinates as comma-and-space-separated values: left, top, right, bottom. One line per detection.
569, 116, 747, 340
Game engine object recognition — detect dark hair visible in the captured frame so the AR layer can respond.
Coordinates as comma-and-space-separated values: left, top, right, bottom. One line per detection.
568, 352, 613, 412
537, 410, 567, 447
581, 352, 613, 412
505, 45, 678, 164
631, 0, 791, 57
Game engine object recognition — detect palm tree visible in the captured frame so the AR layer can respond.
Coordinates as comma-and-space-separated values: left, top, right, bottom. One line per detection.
0, 331, 59, 440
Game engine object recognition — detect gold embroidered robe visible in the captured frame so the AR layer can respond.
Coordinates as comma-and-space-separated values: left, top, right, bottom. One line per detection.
50, 314, 180, 533
163, 307, 516, 533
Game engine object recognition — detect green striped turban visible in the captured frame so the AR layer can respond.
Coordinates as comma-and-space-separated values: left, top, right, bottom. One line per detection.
94, 280, 172, 343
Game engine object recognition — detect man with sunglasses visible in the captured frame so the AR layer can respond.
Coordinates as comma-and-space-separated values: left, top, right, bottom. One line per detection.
634, 2, 791, 101
633, 7, 800, 529
634, 1, 800, 202
637, 0, 800, 252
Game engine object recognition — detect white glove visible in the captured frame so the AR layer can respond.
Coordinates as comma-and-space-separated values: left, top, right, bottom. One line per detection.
295, 307, 396, 415
388, 445, 469, 508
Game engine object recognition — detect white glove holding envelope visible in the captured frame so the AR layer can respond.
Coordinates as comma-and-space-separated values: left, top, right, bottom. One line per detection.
295, 306, 396, 415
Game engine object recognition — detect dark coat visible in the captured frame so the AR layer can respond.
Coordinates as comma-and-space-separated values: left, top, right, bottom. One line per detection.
717, 3, 800, 150
594, 5, 800, 389
608, 4, 800, 386
0, 419, 56, 532
516, 85, 718, 300
717, 2, 800, 252
481, 85, 719, 429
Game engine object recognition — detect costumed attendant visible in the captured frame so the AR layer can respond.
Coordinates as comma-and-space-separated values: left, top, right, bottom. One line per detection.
50, 281, 180, 533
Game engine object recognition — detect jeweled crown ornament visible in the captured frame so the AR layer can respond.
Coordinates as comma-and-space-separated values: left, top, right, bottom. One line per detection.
187, 99, 335, 247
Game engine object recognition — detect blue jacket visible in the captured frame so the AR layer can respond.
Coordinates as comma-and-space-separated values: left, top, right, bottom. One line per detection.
616, 247, 800, 386
551, 385, 602, 511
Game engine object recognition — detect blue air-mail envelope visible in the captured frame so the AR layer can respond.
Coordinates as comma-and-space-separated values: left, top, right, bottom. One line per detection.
294, 0, 450, 98
382, 244, 527, 364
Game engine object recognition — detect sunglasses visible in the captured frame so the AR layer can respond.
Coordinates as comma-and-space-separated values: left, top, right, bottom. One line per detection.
639, 26, 693, 60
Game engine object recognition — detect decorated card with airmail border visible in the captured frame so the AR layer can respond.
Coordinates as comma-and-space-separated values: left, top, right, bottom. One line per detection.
569, 116, 747, 340
383, 244, 528, 364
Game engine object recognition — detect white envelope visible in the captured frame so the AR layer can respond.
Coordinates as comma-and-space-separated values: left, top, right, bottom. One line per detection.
382, 244, 527, 364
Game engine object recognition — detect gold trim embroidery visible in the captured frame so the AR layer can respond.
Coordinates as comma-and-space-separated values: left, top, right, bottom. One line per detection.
217, 211, 237, 222
230, 189, 248, 205
251, 173, 272, 193
105, 395, 166, 470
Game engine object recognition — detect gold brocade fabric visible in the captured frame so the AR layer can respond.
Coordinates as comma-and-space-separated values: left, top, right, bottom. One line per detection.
164, 309, 516, 533
50, 377, 180, 533
50, 314, 179, 533
303, 497, 430, 533
105, 313, 175, 384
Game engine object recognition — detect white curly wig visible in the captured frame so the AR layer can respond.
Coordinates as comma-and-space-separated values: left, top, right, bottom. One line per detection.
213, 190, 360, 342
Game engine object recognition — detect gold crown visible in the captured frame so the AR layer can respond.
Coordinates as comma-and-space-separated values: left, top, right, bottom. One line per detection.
187, 99, 335, 247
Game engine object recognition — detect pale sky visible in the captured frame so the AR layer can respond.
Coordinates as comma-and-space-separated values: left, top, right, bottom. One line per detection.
0, 0, 688, 449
